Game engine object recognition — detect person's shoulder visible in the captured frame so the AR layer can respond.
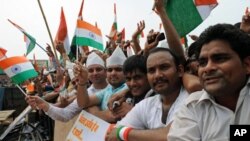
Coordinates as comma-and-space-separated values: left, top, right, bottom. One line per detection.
185, 90, 206, 106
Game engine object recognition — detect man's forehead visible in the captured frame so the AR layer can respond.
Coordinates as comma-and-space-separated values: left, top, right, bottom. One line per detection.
148, 51, 173, 61
147, 56, 174, 68
199, 41, 234, 58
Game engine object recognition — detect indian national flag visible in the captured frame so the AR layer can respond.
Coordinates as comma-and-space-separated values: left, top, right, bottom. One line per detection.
121, 28, 125, 41
108, 3, 118, 40
0, 47, 7, 61
0, 56, 38, 84
72, 20, 103, 51
8, 19, 36, 56
55, 7, 70, 54
24, 32, 36, 56
166, 0, 218, 37
68, 0, 89, 60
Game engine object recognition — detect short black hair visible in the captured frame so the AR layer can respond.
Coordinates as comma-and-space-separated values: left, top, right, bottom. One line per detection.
123, 55, 147, 75
187, 41, 198, 59
196, 23, 250, 61
148, 47, 181, 67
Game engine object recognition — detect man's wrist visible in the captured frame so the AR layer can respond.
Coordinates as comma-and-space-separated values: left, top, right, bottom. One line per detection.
116, 126, 133, 141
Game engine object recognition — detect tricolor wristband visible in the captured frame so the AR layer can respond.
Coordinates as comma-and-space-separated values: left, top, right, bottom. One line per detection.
116, 126, 124, 141
116, 126, 133, 141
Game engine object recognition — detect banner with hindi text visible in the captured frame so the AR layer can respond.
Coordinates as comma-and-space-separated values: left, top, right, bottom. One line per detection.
66, 110, 111, 141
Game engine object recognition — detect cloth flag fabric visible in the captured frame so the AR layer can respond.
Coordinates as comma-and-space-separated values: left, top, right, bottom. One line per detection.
166, 0, 217, 37
108, 3, 118, 40
121, 28, 125, 41
69, 0, 89, 60
8, 19, 36, 56
0, 56, 38, 84
195, 0, 217, 5
55, 8, 70, 54
72, 20, 104, 51
0, 47, 7, 61
23, 32, 36, 56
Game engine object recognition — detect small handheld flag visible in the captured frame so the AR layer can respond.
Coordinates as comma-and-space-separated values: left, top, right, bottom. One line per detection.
0, 56, 38, 84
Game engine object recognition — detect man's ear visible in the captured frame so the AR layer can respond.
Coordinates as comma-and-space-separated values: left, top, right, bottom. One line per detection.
177, 64, 185, 77
243, 56, 250, 75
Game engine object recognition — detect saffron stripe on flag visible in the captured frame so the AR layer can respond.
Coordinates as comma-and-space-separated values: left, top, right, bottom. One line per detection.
11, 69, 38, 84
77, 20, 102, 36
0, 56, 28, 69
195, 0, 217, 6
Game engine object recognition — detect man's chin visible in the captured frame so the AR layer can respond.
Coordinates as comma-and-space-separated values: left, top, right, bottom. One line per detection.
204, 85, 224, 95
131, 92, 141, 97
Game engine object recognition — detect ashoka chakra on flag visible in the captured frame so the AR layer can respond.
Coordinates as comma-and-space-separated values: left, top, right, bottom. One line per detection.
0, 56, 38, 84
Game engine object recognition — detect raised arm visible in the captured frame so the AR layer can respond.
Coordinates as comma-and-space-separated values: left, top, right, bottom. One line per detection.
131, 20, 145, 54
73, 62, 99, 108
154, 0, 186, 64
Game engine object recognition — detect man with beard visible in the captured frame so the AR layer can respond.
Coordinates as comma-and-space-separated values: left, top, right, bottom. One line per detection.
106, 47, 189, 141
168, 24, 250, 140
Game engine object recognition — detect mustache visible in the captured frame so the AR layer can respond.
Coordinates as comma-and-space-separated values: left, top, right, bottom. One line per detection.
153, 78, 168, 86
202, 72, 221, 80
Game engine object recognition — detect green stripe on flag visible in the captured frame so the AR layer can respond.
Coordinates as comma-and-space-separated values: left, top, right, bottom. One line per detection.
72, 36, 104, 51
166, 0, 203, 37
114, 22, 118, 30
24, 31, 36, 56
11, 69, 38, 84
0, 69, 4, 75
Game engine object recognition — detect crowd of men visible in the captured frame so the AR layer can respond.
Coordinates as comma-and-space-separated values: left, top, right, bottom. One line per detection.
23, 0, 250, 140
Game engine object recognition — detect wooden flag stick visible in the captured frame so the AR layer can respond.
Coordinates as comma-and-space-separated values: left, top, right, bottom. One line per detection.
37, 0, 58, 60
16, 84, 27, 97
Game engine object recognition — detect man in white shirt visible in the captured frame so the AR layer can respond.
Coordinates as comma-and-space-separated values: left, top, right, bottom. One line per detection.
168, 24, 250, 140
106, 47, 189, 141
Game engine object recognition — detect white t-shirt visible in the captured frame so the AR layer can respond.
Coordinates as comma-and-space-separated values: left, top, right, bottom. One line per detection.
117, 87, 189, 129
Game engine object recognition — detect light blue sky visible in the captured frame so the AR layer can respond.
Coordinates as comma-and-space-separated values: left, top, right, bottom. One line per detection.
0, 0, 249, 59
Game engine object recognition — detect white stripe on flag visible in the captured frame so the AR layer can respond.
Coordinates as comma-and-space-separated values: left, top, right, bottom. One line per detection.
76, 28, 103, 43
4, 61, 34, 78
196, 4, 217, 20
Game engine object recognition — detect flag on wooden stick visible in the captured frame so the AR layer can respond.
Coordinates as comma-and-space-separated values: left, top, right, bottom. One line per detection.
0, 56, 38, 84
55, 7, 70, 54
108, 3, 118, 40
72, 20, 104, 51
8, 19, 36, 56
